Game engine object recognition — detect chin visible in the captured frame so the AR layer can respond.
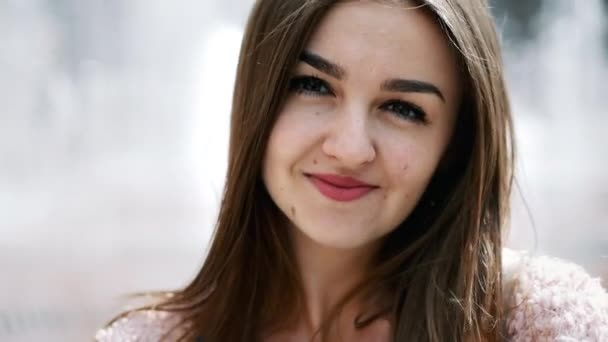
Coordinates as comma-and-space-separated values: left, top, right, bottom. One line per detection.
298, 224, 381, 250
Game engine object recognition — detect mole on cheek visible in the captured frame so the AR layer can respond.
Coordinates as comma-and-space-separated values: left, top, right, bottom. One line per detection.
290, 206, 296, 217
313, 159, 317, 165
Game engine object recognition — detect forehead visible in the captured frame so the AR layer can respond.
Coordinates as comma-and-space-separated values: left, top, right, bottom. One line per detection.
304, 1, 461, 103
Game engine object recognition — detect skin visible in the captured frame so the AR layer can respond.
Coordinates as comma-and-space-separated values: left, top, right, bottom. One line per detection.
262, 1, 462, 340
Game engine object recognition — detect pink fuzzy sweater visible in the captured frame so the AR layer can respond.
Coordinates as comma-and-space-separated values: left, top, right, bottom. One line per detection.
95, 249, 608, 341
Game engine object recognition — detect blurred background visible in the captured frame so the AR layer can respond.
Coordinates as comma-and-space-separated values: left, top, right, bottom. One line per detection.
0, 0, 606, 340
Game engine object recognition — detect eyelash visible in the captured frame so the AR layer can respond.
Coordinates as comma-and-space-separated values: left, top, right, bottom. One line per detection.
288, 75, 428, 124
288, 75, 332, 96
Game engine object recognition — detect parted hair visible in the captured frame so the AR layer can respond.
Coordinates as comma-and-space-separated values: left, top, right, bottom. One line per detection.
110, 0, 514, 341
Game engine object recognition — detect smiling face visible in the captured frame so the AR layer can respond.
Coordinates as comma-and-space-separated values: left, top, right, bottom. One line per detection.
262, 1, 462, 250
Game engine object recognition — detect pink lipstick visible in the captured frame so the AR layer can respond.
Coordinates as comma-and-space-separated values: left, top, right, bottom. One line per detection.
306, 173, 378, 202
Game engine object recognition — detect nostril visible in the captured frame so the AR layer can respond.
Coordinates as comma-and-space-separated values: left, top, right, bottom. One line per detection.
321, 134, 376, 166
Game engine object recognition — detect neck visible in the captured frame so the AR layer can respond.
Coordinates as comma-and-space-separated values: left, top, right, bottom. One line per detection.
290, 227, 382, 333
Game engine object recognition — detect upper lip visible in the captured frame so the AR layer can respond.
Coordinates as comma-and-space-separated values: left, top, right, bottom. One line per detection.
306, 173, 377, 188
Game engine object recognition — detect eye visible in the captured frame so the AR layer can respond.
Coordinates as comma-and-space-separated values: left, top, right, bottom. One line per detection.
288, 76, 333, 96
381, 100, 428, 124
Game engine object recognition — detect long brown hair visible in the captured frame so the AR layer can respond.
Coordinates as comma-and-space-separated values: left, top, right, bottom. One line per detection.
135, 0, 514, 340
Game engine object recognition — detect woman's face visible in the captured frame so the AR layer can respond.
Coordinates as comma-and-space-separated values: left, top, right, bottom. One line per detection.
262, 1, 461, 249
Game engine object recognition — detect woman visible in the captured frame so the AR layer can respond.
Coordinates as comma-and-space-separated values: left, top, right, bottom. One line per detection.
96, 0, 608, 341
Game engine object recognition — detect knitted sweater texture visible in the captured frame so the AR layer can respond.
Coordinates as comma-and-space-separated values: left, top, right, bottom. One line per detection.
95, 250, 608, 341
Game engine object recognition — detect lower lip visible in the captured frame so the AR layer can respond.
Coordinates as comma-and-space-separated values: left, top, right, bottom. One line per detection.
308, 176, 376, 202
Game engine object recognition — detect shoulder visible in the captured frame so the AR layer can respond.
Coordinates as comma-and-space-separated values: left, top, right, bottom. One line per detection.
95, 310, 184, 341
502, 248, 608, 341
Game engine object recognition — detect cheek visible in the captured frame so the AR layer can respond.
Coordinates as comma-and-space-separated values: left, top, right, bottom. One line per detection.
389, 147, 416, 183
263, 108, 324, 174
383, 137, 442, 188
269, 106, 327, 153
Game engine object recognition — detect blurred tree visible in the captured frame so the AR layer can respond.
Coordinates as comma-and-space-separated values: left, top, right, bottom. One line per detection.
490, 0, 607, 54
489, 0, 543, 42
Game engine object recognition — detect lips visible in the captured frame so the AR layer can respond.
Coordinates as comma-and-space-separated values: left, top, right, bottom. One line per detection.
306, 173, 378, 202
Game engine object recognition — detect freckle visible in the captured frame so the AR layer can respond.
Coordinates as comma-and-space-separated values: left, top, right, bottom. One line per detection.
402, 164, 409, 171
290, 206, 296, 217
314, 111, 320, 116
313, 159, 317, 165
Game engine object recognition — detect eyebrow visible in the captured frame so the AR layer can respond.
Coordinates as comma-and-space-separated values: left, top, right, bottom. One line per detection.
382, 79, 445, 102
299, 50, 445, 102
299, 51, 346, 79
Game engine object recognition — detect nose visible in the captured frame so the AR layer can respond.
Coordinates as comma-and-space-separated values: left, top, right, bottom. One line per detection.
321, 108, 376, 169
